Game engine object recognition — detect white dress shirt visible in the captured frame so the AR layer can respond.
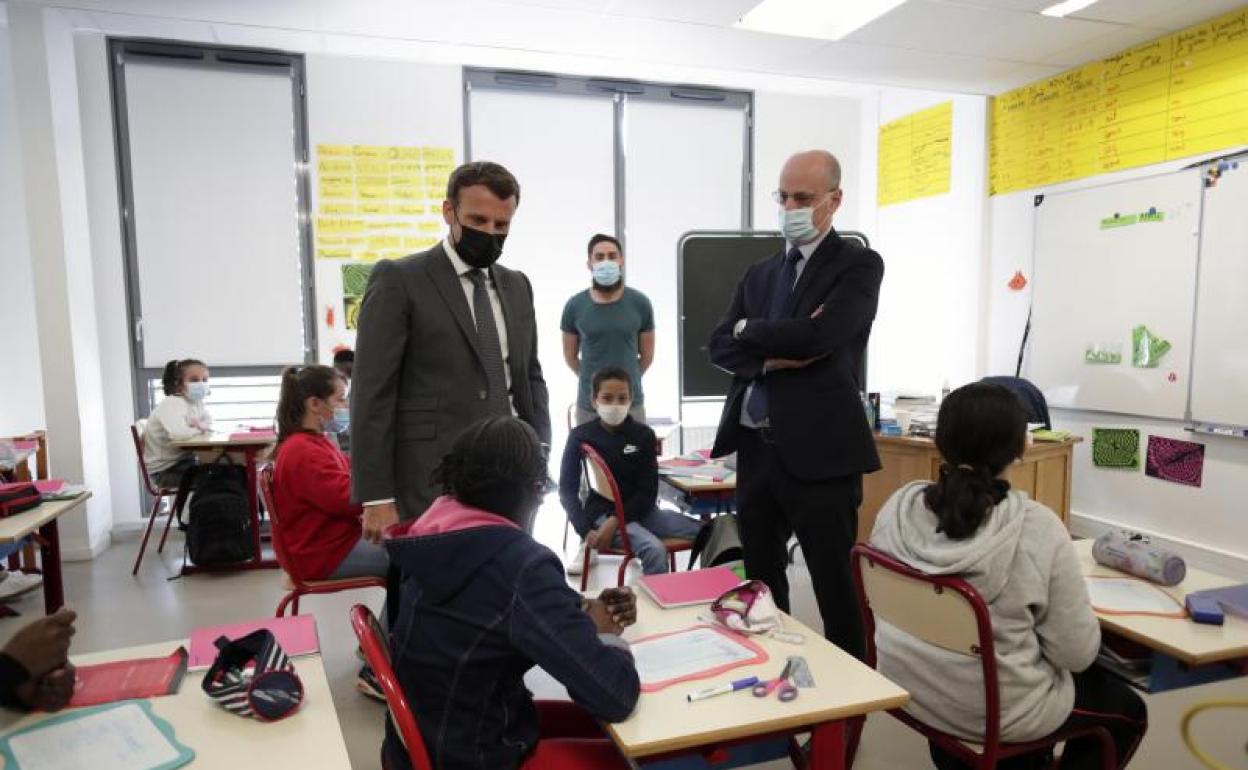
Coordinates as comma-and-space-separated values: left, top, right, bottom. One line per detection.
738, 226, 833, 428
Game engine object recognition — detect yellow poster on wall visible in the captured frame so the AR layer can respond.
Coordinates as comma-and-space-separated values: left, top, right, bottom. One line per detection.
989, 6, 1248, 196
877, 101, 952, 207
312, 143, 453, 262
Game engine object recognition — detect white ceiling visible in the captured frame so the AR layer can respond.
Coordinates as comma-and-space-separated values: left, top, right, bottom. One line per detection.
18, 0, 1248, 94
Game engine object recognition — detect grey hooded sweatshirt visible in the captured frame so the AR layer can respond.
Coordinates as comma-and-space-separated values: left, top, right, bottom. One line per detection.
869, 481, 1101, 742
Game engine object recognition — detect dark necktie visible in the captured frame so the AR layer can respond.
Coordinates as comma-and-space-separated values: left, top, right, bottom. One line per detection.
745, 247, 804, 423
466, 269, 511, 415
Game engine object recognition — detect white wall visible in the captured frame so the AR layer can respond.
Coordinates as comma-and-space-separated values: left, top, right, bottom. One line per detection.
987, 149, 1248, 577
862, 90, 990, 397
0, 24, 48, 437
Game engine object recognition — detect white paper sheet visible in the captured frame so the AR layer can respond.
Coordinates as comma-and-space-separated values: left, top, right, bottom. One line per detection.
632, 627, 757, 686
1085, 576, 1183, 614
7, 702, 181, 770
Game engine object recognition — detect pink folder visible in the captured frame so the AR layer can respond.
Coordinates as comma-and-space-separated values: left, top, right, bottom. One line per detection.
187, 614, 320, 669
638, 566, 744, 608
34, 479, 66, 495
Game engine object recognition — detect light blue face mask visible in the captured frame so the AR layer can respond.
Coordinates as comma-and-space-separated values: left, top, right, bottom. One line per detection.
185, 381, 210, 402
778, 205, 820, 244
591, 260, 622, 287
328, 407, 350, 434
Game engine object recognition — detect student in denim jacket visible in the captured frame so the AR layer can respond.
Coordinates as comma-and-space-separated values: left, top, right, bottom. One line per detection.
384, 417, 640, 770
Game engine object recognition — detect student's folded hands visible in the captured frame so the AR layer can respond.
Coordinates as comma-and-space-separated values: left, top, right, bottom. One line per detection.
585, 587, 637, 635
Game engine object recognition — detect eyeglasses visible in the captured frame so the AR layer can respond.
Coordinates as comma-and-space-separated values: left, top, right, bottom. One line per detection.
771, 189, 837, 207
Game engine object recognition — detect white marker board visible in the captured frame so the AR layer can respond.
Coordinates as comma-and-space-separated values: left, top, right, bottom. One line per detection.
1026, 168, 1202, 420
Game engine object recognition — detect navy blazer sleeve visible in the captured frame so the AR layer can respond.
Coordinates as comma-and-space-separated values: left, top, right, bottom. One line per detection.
736, 252, 883, 362
708, 264, 765, 380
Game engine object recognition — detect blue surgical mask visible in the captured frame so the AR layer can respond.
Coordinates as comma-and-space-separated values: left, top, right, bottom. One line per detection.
779, 206, 820, 244
591, 260, 621, 287
328, 407, 350, 434
185, 381, 210, 402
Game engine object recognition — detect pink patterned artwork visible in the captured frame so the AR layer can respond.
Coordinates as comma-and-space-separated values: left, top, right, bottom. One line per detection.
1145, 435, 1205, 488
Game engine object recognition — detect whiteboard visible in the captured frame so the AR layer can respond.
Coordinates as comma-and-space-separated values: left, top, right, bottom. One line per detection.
1026, 168, 1202, 419
1191, 160, 1248, 430
124, 59, 308, 367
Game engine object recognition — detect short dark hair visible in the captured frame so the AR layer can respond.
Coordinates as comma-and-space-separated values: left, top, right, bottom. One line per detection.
432, 417, 546, 524
923, 383, 1028, 540
446, 161, 520, 206
332, 349, 354, 365
591, 366, 632, 399
587, 234, 622, 256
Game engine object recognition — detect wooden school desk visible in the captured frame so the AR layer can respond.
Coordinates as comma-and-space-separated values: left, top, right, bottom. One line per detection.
608, 591, 909, 768
0, 494, 90, 616
1076, 539, 1248, 692
659, 470, 737, 517
0, 639, 352, 769
860, 434, 1080, 541
172, 433, 278, 574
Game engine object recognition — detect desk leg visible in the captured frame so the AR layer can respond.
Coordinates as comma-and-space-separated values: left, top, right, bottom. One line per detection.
38, 520, 63, 615
809, 720, 847, 770
245, 448, 262, 565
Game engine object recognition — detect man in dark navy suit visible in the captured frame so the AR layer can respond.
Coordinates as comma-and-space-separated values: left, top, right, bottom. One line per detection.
709, 150, 883, 659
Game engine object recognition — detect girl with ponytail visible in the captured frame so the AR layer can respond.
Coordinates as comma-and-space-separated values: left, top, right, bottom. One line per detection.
868, 383, 1146, 770
271, 364, 391, 701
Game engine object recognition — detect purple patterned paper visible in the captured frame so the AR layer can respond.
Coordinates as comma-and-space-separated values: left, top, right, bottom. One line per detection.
1145, 435, 1205, 488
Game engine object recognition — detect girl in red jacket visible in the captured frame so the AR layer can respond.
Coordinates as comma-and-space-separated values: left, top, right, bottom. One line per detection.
272, 364, 389, 699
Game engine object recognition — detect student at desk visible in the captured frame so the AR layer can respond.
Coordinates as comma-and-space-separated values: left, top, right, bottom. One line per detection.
559, 367, 702, 575
870, 383, 1147, 770
271, 365, 388, 701
143, 358, 213, 492
386, 417, 639, 770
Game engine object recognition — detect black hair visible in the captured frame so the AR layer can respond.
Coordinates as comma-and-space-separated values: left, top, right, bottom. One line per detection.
591, 366, 632, 399
276, 365, 344, 445
587, 233, 622, 256
332, 349, 354, 364
161, 359, 207, 397
446, 161, 521, 205
923, 382, 1028, 540
432, 417, 546, 524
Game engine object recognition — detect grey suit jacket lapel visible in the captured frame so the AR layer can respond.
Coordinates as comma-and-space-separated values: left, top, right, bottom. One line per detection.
427, 247, 483, 362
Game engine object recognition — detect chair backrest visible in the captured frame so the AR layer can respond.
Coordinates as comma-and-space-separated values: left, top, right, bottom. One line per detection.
257, 463, 299, 581
851, 543, 1003, 750
350, 605, 433, 770
130, 421, 161, 496
565, 403, 577, 431
579, 443, 634, 554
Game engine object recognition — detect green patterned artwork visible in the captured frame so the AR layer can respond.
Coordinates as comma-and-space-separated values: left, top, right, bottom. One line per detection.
341, 263, 373, 330
1092, 428, 1140, 469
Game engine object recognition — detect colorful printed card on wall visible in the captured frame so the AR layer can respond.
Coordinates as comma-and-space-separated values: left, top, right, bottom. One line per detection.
1092, 428, 1140, 469
1145, 435, 1205, 487
313, 144, 451, 262
341, 263, 374, 331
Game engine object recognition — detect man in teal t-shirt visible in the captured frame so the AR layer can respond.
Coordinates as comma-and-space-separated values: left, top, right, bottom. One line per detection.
560, 234, 655, 426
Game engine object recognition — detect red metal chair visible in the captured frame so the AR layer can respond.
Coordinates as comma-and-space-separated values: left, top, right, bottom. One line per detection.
130, 421, 190, 576
259, 464, 386, 616
850, 543, 1117, 770
578, 443, 693, 592
351, 604, 434, 770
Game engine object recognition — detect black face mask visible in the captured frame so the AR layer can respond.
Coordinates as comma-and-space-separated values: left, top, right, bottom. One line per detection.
454, 218, 507, 269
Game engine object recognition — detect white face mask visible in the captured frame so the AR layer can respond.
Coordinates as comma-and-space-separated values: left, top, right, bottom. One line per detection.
185, 381, 210, 402
596, 403, 629, 427
779, 206, 819, 244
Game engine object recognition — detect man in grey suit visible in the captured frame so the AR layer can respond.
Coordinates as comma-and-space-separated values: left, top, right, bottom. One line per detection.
350, 161, 551, 540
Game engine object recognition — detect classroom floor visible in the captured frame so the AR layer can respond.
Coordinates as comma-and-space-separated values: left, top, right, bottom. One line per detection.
0, 497, 1243, 769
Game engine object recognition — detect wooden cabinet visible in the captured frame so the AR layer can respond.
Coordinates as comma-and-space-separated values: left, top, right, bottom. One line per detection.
859, 434, 1079, 542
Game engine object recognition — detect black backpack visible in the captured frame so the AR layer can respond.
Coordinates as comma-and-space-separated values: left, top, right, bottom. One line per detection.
688, 513, 742, 569
181, 457, 254, 567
